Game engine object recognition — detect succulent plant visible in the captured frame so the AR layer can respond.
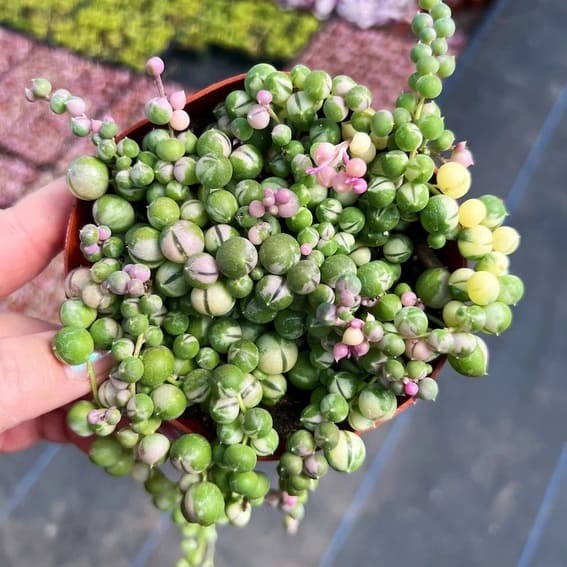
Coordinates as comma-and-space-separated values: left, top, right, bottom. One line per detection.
26, 2, 523, 565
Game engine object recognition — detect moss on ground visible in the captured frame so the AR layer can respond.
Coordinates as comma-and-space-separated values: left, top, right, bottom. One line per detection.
1, 0, 320, 70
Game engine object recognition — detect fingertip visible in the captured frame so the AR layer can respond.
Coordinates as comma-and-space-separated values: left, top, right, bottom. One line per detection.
64, 350, 115, 382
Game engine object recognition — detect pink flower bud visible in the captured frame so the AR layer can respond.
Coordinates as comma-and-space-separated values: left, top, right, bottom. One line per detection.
351, 340, 370, 357
450, 141, 474, 168
263, 193, 276, 207
248, 200, 266, 218
281, 492, 298, 509
333, 342, 350, 362
268, 205, 279, 215
146, 56, 165, 76
401, 291, 417, 306
404, 381, 419, 396
350, 318, 363, 329
275, 188, 291, 204
277, 196, 300, 218
169, 90, 186, 110
256, 89, 273, 106
300, 244, 312, 256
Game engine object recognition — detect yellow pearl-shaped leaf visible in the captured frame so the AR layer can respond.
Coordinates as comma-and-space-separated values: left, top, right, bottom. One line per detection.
458, 198, 487, 227
492, 226, 520, 255
437, 162, 471, 199
466, 271, 500, 306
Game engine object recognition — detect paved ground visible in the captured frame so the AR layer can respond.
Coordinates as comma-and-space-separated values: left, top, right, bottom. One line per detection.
2, 1, 567, 566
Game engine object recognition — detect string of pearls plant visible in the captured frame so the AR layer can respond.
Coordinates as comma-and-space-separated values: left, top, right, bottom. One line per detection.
26, 1, 523, 565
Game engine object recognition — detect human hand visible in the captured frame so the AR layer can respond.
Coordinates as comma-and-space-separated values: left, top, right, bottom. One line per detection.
0, 177, 113, 452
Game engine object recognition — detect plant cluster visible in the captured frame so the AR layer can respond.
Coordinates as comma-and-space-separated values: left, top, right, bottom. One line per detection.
3, 0, 320, 70
26, 1, 523, 565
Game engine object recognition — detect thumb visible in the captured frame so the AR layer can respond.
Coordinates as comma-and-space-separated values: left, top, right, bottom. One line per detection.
0, 331, 114, 433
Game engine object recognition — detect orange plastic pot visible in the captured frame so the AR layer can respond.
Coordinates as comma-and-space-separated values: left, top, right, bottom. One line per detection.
64, 74, 465, 457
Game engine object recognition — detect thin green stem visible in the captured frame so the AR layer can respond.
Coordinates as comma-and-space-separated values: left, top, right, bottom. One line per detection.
410, 96, 426, 159
87, 360, 100, 406
237, 395, 247, 415
413, 96, 425, 122
133, 334, 145, 357
267, 106, 281, 124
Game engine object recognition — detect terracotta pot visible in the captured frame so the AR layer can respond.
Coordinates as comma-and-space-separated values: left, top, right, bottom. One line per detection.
64, 74, 465, 458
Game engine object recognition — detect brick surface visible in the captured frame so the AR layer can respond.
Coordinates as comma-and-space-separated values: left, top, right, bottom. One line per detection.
0, 154, 39, 208
298, 20, 466, 109
0, 254, 64, 323
0, 28, 34, 75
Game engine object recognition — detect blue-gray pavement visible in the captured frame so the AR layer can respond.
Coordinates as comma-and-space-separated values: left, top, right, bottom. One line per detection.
3, 0, 567, 565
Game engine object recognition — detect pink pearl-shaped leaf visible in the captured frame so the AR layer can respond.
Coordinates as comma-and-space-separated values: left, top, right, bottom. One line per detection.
169, 90, 187, 110
146, 56, 165, 76
170, 109, 190, 131
345, 157, 367, 178
256, 89, 273, 106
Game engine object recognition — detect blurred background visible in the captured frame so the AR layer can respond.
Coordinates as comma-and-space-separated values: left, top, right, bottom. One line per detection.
1, 0, 566, 565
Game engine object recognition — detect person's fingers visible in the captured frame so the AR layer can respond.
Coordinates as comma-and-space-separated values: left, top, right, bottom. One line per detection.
0, 409, 94, 453
0, 176, 75, 298
0, 330, 114, 433
0, 312, 58, 339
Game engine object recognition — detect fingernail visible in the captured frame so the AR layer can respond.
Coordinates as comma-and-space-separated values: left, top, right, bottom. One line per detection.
66, 351, 112, 380
88, 351, 108, 364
